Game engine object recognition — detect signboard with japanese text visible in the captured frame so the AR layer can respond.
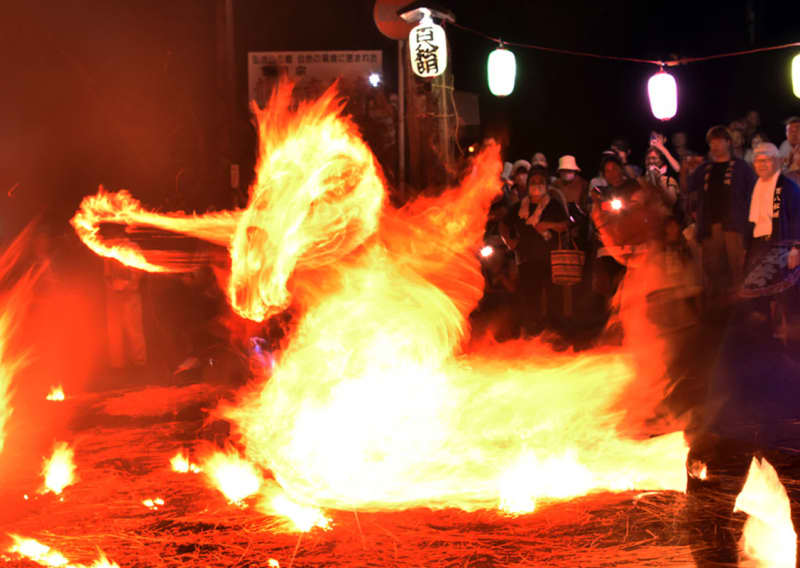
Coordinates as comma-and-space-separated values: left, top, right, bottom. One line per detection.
248, 50, 383, 108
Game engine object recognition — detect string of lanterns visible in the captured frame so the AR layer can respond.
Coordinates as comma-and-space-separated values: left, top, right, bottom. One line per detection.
405, 11, 800, 121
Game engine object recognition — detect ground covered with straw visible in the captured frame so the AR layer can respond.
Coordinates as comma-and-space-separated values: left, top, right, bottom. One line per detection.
1, 383, 697, 567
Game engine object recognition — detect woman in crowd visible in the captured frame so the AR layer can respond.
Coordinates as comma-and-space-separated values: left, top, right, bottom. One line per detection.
502, 169, 568, 335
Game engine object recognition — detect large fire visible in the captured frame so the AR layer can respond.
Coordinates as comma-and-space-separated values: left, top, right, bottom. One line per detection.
69, 81, 687, 514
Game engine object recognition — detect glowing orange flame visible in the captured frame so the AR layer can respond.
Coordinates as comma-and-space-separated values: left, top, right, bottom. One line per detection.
70, 187, 239, 273
0, 228, 44, 455
8, 535, 68, 567
71, 81, 687, 513
41, 442, 76, 495
46, 385, 65, 402
8, 534, 118, 568
687, 459, 708, 481
170, 451, 201, 474
734, 458, 796, 567
202, 449, 262, 504
258, 482, 331, 532
142, 497, 165, 510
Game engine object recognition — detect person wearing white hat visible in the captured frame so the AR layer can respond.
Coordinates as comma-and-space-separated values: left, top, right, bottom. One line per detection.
552, 155, 589, 216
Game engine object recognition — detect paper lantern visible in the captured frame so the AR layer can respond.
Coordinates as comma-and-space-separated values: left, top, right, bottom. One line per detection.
793, 53, 800, 99
487, 46, 516, 97
647, 69, 678, 121
408, 9, 447, 78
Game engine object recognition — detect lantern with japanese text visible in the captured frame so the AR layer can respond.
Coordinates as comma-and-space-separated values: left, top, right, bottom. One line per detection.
647, 69, 678, 121
792, 53, 800, 99
487, 45, 516, 97
408, 8, 447, 78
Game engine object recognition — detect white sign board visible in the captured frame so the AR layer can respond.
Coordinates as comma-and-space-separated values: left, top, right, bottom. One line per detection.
248, 50, 383, 108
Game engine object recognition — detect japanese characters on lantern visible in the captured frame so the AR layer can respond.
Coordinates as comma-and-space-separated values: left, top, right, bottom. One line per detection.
408, 9, 447, 78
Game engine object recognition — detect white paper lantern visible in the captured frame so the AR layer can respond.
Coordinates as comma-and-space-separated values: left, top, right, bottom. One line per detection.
792, 53, 800, 99
408, 9, 447, 78
647, 69, 678, 121
487, 46, 516, 97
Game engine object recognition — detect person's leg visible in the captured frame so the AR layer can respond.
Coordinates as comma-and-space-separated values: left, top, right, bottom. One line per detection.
106, 291, 126, 369
701, 224, 726, 312
518, 262, 546, 336
122, 291, 147, 367
724, 230, 746, 292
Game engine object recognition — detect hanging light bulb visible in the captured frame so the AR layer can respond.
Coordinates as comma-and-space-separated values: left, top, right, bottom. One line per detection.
408, 8, 447, 78
792, 53, 800, 99
487, 43, 516, 97
647, 68, 678, 121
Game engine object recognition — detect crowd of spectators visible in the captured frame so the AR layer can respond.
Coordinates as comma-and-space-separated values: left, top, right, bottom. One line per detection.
472, 113, 800, 349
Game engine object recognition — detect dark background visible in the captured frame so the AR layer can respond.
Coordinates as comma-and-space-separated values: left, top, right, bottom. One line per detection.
2, 0, 798, 237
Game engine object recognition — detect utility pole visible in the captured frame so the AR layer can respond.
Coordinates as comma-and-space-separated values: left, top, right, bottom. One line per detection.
216, 0, 239, 204
399, 3, 456, 191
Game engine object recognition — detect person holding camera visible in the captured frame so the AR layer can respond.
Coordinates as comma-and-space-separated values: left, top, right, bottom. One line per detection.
642, 144, 679, 210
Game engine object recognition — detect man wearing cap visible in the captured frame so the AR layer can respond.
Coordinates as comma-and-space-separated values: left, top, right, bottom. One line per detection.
688, 125, 757, 311
779, 116, 800, 169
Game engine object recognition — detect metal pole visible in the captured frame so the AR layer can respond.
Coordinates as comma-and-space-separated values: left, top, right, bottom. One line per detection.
397, 39, 406, 193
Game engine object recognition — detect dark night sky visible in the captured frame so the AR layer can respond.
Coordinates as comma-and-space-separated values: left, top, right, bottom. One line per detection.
236, 0, 800, 173
1, 1, 798, 237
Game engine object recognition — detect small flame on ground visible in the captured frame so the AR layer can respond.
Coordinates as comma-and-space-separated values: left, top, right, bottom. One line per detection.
688, 459, 708, 480
142, 497, 164, 510
734, 457, 796, 568
41, 442, 76, 495
8, 535, 68, 566
268, 560, 280, 568
46, 386, 65, 401
202, 449, 262, 505
8, 534, 119, 568
258, 483, 331, 532
479, 245, 493, 258
170, 451, 201, 473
